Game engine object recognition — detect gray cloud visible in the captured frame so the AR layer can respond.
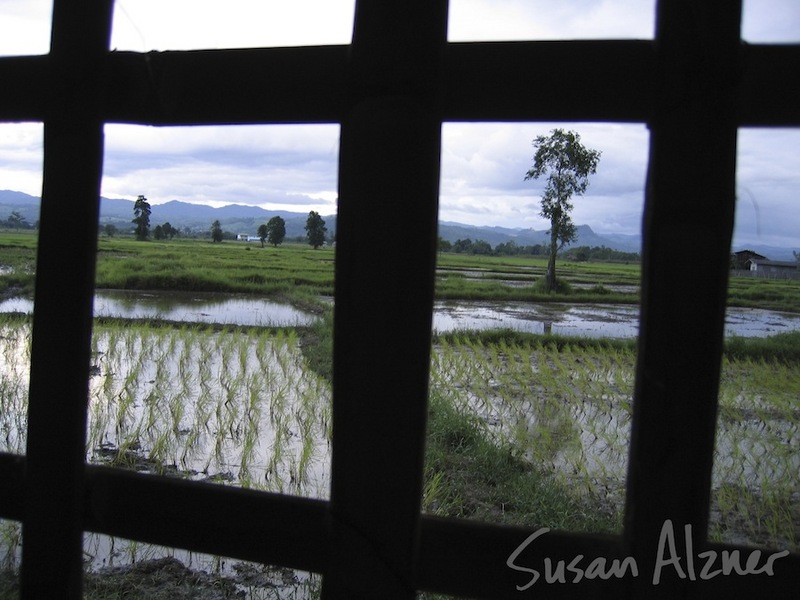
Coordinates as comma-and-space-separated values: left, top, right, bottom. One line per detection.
1, 1, 798, 250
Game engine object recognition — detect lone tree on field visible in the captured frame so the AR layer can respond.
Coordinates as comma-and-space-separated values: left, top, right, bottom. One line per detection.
524, 129, 601, 292
305, 211, 327, 249
256, 223, 268, 247
265, 216, 286, 247
161, 222, 177, 239
210, 220, 224, 243
132, 195, 151, 241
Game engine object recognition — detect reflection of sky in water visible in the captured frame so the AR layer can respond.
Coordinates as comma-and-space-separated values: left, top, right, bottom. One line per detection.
92, 291, 317, 326
433, 302, 800, 339
2, 294, 799, 338
433, 302, 640, 338
0, 291, 317, 327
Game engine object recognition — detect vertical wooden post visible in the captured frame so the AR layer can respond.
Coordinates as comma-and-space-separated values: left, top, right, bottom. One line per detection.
625, 0, 742, 596
22, 1, 113, 597
324, 1, 448, 597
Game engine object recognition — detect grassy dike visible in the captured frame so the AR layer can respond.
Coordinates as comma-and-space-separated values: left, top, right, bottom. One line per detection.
2, 232, 799, 310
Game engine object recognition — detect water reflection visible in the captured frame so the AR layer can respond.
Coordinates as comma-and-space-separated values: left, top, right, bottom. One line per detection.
433, 301, 800, 339
0, 290, 317, 327
1, 293, 798, 338
433, 301, 640, 338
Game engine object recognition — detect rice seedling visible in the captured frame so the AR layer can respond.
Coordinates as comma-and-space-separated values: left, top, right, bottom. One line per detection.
427, 335, 636, 533
427, 331, 800, 550
0, 316, 335, 589
710, 352, 800, 552
0, 521, 21, 571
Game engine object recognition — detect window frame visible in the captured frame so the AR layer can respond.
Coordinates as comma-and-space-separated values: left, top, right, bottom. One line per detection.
0, 0, 798, 597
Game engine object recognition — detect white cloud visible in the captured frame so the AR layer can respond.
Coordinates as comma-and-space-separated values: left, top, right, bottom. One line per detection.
111, 0, 355, 51
735, 128, 800, 248
742, 0, 800, 43
100, 124, 340, 214
0, 123, 43, 195
448, 0, 655, 41
0, 0, 52, 56
440, 122, 649, 233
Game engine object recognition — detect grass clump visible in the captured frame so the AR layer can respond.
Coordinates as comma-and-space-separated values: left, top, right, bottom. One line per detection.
424, 389, 621, 532
724, 331, 800, 365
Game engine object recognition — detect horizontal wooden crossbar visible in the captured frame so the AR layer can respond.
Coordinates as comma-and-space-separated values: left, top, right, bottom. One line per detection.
1, 42, 799, 125
1, 453, 798, 597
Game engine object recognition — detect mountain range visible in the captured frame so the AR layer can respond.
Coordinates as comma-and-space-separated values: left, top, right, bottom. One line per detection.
1, 189, 796, 260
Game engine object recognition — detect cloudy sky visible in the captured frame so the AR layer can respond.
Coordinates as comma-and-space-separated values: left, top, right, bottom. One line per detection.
1, 0, 798, 249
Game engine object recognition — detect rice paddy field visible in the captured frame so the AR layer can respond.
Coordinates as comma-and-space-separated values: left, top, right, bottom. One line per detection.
0, 318, 333, 596
1, 319, 797, 570
425, 332, 800, 552
1, 232, 799, 596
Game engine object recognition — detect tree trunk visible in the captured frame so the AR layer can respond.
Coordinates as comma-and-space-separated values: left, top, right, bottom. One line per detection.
546, 227, 558, 292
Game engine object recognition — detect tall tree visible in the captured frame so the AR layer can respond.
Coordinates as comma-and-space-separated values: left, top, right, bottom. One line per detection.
6, 210, 27, 229
265, 216, 286, 247
256, 223, 268, 248
210, 220, 223, 243
305, 211, 327, 249
524, 129, 601, 292
132, 195, 152, 241
162, 222, 177, 239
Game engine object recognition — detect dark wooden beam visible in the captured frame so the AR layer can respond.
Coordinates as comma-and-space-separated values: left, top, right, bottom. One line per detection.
83, 465, 329, 573
323, 1, 447, 597
625, 2, 742, 598
416, 515, 800, 598
103, 46, 349, 125
21, 2, 114, 596
3, 42, 799, 126
2, 454, 799, 598
442, 40, 655, 123
737, 44, 800, 126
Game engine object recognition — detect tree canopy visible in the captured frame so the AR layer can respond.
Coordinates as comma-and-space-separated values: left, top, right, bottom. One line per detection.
132, 195, 151, 241
305, 211, 327, 249
256, 223, 268, 248
525, 129, 600, 291
210, 220, 223, 243
265, 216, 286, 247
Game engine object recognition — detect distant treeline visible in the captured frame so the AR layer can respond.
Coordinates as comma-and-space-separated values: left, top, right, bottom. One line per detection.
1, 211, 34, 230
439, 237, 639, 262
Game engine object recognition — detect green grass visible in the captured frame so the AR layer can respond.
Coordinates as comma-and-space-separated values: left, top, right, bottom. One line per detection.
724, 331, 800, 364
2, 231, 798, 311
424, 329, 800, 553
94, 237, 334, 307
425, 334, 634, 534
424, 387, 622, 532
1, 230, 799, 596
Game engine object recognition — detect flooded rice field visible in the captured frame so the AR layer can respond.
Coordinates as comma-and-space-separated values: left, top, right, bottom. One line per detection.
1, 290, 797, 585
1, 291, 799, 338
0, 321, 331, 589
430, 339, 799, 551
434, 300, 800, 338
0, 290, 317, 328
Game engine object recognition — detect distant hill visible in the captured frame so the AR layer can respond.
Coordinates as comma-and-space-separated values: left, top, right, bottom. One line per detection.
437, 222, 642, 254
0, 190, 337, 240
95, 196, 336, 239
1, 189, 796, 260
